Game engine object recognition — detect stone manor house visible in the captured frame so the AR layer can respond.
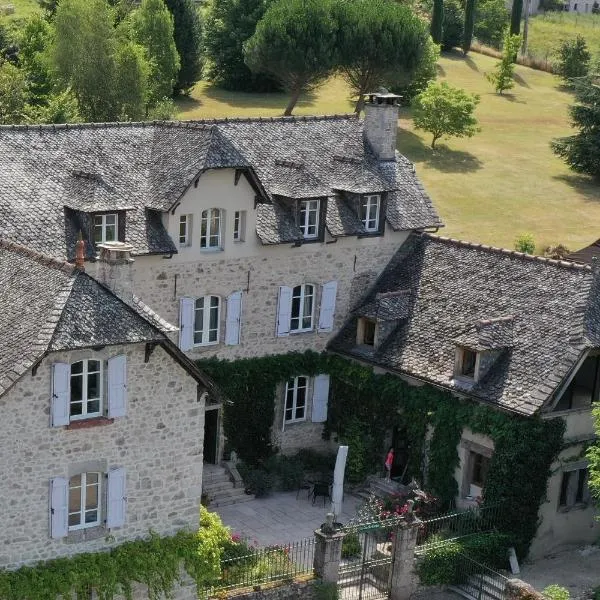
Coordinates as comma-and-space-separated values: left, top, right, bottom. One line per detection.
0, 92, 598, 569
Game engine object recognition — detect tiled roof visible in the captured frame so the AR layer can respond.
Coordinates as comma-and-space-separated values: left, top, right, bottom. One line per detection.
330, 233, 600, 416
0, 239, 212, 397
567, 239, 600, 265
0, 116, 441, 258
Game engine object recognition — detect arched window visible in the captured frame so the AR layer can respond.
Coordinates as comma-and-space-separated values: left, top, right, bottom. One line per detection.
200, 208, 222, 249
290, 284, 315, 332
70, 359, 102, 419
194, 295, 221, 345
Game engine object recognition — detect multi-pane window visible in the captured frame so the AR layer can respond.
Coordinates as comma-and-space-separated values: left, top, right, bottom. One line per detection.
233, 211, 246, 242
360, 195, 381, 232
200, 208, 222, 249
299, 200, 319, 239
93, 214, 118, 244
70, 359, 102, 419
470, 452, 490, 488
179, 215, 192, 247
194, 295, 221, 345
559, 467, 590, 509
284, 376, 308, 423
290, 284, 314, 332
68, 472, 101, 530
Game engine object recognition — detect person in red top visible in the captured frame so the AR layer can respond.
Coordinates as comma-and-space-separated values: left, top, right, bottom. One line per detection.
384, 447, 394, 481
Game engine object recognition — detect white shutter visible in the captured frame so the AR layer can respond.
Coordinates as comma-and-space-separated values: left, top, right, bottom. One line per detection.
179, 297, 195, 351
51, 363, 70, 427
318, 281, 338, 332
108, 355, 127, 418
225, 291, 243, 345
106, 467, 127, 529
311, 374, 330, 423
276, 286, 293, 337
50, 477, 68, 539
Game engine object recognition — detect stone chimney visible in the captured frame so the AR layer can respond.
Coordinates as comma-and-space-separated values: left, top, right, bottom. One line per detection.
97, 241, 135, 305
363, 90, 401, 161
75, 238, 86, 270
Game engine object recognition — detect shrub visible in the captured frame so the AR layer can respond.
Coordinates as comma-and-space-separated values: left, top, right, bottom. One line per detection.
474, 0, 509, 48
542, 585, 571, 600
295, 448, 337, 474
554, 35, 591, 85
415, 541, 464, 585
515, 233, 535, 254
543, 244, 570, 260
342, 532, 362, 558
340, 417, 375, 483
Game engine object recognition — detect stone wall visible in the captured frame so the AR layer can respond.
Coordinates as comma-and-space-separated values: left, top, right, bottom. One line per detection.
214, 579, 319, 600
506, 579, 545, 600
0, 343, 204, 569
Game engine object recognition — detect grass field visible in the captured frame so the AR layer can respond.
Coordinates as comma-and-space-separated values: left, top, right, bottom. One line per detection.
0, 0, 40, 26
178, 51, 600, 253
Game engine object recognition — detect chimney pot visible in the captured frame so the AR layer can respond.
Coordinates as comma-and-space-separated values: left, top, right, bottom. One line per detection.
75, 238, 86, 270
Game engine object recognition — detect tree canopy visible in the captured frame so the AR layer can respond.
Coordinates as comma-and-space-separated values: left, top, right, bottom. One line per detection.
244, 0, 338, 116
430, 0, 444, 44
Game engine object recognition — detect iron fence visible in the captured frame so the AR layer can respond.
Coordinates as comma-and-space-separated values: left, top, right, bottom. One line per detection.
447, 553, 508, 600
416, 503, 502, 552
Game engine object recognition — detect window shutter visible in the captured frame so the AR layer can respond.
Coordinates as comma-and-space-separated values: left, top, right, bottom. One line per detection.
225, 291, 243, 345
311, 374, 330, 423
51, 363, 70, 427
106, 467, 127, 529
318, 281, 338, 332
108, 355, 127, 418
50, 477, 68, 538
276, 286, 293, 337
179, 297, 195, 351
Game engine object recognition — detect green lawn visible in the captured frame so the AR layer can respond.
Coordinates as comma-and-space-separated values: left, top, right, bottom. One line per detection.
178, 52, 600, 253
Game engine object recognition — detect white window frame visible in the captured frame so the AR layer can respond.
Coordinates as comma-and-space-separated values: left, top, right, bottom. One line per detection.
361, 195, 381, 232
179, 214, 192, 247
193, 295, 221, 346
93, 213, 118, 244
290, 284, 315, 333
558, 463, 591, 510
284, 376, 309, 424
68, 472, 101, 531
70, 359, 103, 420
200, 208, 223, 250
299, 200, 320, 239
233, 210, 246, 242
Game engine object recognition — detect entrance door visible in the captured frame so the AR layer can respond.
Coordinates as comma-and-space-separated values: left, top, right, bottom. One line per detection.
390, 426, 409, 482
204, 408, 219, 464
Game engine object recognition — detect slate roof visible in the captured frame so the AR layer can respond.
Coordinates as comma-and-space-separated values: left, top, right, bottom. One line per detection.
567, 239, 600, 265
0, 116, 441, 259
0, 239, 214, 397
329, 233, 600, 416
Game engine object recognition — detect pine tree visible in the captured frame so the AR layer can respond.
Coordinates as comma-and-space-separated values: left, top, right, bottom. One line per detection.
430, 0, 444, 45
462, 0, 476, 55
510, 0, 523, 36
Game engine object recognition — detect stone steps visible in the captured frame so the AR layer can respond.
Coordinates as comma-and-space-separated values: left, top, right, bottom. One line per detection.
202, 463, 255, 508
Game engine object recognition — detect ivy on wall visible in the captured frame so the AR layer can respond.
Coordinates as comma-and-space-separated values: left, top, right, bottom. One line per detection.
199, 351, 565, 557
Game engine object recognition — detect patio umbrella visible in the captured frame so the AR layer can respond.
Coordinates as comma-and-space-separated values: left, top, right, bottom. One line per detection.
331, 445, 348, 520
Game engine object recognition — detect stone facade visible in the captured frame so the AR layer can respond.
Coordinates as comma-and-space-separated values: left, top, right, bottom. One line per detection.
0, 342, 204, 570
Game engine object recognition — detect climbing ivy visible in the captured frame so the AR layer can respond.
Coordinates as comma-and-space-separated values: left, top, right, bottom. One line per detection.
199, 351, 565, 557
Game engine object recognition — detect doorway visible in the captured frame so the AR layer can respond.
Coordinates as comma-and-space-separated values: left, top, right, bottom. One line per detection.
204, 408, 219, 464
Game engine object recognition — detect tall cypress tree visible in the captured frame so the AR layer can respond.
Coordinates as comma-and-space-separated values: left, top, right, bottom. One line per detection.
430, 0, 444, 45
462, 0, 475, 54
510, 0, 523, 36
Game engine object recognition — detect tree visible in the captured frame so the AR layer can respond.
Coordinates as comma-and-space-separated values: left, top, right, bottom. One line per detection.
430, 0, 444, 44
413, 81, 480, 148
588, 405, 600, 505
204, 0, 278, 92
114, 41, 149, 120
335, 0, 429, 113
163, 0, 203, 94
463, 0, 476, 54
0, 61, 28, 124
551, 75, 600, 179
554, 35, 591, 85
131, 0, 180, 103
28, 88, 81, 123
18, 14, 53, 104
244, 0, 338, 116
485, 30, 521, 94
474, 0, 508, 48
510, 0, 522, 36
50, 0, 118, 121
442, 0, 464, 51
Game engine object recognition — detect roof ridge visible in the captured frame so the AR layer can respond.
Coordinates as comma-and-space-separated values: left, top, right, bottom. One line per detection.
0, 121, 155, 132
0, 238, 76, 275
422, 233, 591, 272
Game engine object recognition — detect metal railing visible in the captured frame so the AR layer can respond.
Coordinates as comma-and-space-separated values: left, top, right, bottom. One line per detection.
416, 503, 502, 552
448, 553, 508, 600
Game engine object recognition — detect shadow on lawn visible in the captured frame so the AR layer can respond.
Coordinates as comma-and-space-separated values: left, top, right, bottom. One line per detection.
397, 129, 483, 173
202, 84, 318, 111
513, 72, 531, 88
554, 173, 600, 201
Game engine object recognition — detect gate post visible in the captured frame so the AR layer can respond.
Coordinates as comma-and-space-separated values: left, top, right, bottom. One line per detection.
313, 514, 344, 583
389, 517, 421, 600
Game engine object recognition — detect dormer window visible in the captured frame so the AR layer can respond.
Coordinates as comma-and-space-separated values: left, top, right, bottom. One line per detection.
360, 195, 381, 232
357, 317, 377, 346
455, 347, 478, 380
299, 200, 319, 239
201, 208, 222, 250
94, 214, 118, 244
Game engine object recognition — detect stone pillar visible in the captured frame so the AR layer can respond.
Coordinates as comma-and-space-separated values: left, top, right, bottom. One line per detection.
313, 515, 344, 584
389, 519, 421, 600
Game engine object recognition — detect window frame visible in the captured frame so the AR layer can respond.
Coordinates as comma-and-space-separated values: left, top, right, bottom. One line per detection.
357, 317, 377, 347
290, 284, 315, 333
70, 359, 103, 420
179, 214, 192, 247
299, 200, 320, 240
68, 472, 101, 531
284, 376, 309, 424
455, 347, 479, 382
558, 464, 590, 511
193, 295, 221, 347
360, 195, 381, 233
233, 210, 246, 242
200, 208, 223, 250
93, 213, 118, 245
